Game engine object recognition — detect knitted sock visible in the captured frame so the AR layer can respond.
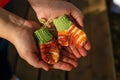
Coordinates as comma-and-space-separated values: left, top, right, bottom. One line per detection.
53, 15, 87, 48
34, 26, 60, 64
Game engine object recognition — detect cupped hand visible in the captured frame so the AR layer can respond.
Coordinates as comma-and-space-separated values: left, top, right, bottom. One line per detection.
12, 20, 78, 71
29, 0, 91, 58
12, 20, 50, 71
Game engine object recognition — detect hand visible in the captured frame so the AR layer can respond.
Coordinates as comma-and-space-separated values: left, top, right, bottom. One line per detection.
12, 20, 77, 71
28, 0, 84, 27
51, 46, 78, 71
28, 0, 91, 58
12, 20, 51, 71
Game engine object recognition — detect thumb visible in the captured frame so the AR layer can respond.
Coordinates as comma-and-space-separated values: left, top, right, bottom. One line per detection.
24, 51, 49, 71
70, 7, 84, 27
30, 21, 43, 31
23, 20, 43, 31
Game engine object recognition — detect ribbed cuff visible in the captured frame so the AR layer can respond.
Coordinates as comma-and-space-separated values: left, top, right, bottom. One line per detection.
53, 15, 72, 31
34, 26, 53, 44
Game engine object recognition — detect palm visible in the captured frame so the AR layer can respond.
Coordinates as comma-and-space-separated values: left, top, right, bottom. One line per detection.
33, 0, 83, 27
12, 20, 49, 70
13, 20, 77, 71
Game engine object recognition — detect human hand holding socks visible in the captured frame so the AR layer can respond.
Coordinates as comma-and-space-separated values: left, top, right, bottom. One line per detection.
34, 15, 87, 64
53, 15, 87, 48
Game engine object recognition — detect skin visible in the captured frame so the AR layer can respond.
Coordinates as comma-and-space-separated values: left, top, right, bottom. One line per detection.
0, 0, 91, 71
28, 0, 91, 61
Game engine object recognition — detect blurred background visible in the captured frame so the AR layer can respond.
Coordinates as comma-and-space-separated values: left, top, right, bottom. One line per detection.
0, 0, 120, 80
107, 0, 120, 79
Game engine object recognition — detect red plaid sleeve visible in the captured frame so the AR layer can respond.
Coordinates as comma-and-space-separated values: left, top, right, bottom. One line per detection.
0, 0, 10, 7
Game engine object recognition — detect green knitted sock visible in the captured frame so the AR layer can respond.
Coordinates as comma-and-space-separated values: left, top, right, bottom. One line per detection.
34, 26, 60, 64
34, 26, 53, 44
53, 15, 72, 31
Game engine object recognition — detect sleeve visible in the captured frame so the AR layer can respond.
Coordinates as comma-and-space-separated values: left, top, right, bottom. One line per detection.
0, 0, 10, 7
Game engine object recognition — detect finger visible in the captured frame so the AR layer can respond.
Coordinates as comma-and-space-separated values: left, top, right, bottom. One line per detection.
52, 61, 73, 71
84, 41, 91, 51
61, 47, 76, 60
24, 52, 49, 71
31, 21, 43, 31
61, 56, 78, 67
71, 7, 84, 27
69, 45, 81, 58
63, 46, 73, 54
77, 47, 87, 57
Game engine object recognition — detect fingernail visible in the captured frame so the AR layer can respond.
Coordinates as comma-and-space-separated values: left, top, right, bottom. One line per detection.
74, 63, 78, 68
44, 67, 49, 71
43, 67, 49, 71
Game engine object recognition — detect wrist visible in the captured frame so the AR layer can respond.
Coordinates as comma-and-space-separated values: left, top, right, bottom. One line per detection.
0, 8, 25, 43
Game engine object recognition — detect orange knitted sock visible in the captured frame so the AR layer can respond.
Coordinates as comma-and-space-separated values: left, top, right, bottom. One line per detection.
53, 15, 87, 48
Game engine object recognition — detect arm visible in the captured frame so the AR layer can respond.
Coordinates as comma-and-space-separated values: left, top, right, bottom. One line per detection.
0, 8, 49, 71
0, 8, 24, 43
